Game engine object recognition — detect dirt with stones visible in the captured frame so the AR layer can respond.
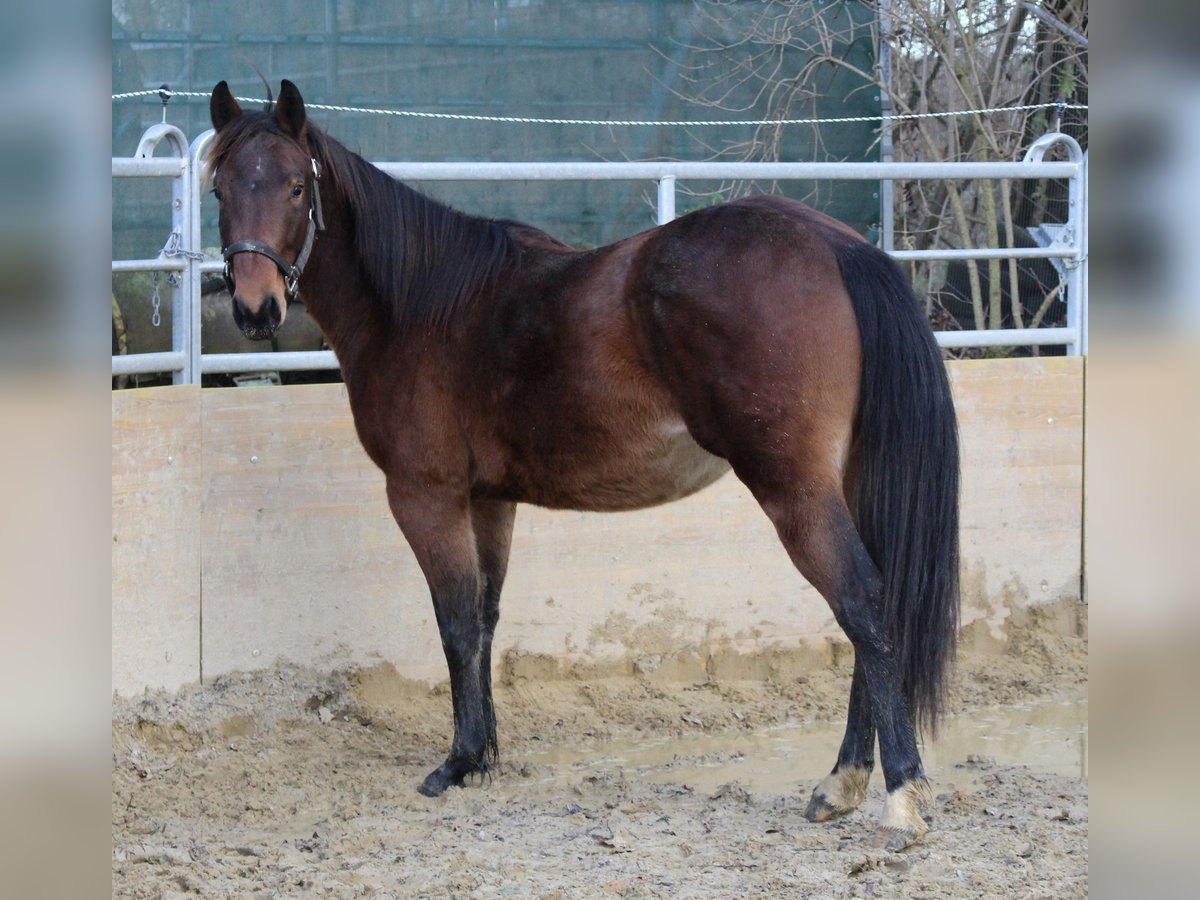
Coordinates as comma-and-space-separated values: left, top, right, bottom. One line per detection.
113, 601, 1087, 898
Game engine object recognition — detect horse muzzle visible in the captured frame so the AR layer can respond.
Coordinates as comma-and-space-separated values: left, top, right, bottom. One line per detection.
232, 292, 283, 341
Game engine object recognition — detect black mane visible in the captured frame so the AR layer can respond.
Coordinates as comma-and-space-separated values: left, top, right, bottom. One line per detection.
209, 112, 516, 334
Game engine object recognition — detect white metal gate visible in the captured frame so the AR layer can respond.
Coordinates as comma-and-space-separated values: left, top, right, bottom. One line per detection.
111, 128, 1087, 383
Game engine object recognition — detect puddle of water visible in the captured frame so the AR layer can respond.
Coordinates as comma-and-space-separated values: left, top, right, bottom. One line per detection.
518, 692, 1087, 795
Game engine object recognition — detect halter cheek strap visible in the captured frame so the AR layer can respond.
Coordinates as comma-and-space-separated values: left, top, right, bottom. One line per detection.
222, 158, 326, 301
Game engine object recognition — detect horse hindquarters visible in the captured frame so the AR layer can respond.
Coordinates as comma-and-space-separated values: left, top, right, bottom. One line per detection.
635, 218, 957, 848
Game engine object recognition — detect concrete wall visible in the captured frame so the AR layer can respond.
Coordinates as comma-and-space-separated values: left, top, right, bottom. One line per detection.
111, 357, 1084, 696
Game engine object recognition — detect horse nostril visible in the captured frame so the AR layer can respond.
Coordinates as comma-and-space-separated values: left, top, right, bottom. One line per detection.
230, 292, 281, 338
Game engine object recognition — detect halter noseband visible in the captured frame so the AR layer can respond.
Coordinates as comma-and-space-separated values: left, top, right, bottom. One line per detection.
222, 157, 326, 301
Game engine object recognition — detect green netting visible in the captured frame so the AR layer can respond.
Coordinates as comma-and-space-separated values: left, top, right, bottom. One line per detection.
113, 1, 880, 260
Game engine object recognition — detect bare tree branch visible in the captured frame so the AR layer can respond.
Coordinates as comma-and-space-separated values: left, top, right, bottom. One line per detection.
644, 1, 1086, 334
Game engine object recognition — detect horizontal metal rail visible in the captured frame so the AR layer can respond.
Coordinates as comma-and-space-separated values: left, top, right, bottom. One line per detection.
199, 351, 339, 373
112, 158, 186, 177
196, 326, 1082, 377
379, 160, 1079, 181
113, 127, 1087, 382
890, 246, 1075, 262
111, 351, 187, 376
112, 258, 188, 274
936, 327, 1075, 349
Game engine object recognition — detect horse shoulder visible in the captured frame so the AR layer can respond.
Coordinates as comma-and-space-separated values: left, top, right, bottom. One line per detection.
343, 338, 473, 486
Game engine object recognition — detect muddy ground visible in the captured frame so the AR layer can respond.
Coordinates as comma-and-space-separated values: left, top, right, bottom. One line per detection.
113, 602, 1087, 898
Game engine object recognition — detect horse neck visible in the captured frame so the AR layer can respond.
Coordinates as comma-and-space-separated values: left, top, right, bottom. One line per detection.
300, 133, 516, 361
339, 142, 513, 336
296, 177, 383, 365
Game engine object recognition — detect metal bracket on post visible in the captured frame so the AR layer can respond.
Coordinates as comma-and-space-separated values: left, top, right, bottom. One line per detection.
135, 123, 189, 162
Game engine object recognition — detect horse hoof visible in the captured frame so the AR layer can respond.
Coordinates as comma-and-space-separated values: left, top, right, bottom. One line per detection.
804, 766, 871, 822
418, 764, 463, 797
804, 792, 846, 822
417, 775, 450, 797
872, 778, 931, 850
872, 824, 926, 852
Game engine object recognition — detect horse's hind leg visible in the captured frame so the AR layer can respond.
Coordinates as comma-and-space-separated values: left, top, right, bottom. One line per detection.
753, 483, 931, 849
805, 657, 874, 821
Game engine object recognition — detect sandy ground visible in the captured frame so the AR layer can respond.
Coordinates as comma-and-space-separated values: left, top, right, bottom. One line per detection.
113, 602, 1087, 898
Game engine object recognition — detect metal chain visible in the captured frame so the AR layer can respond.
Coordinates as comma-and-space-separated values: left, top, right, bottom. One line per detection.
112, 88, 1088, 129
160, 229, 205, 261
149, 230, 204, 326
150, 271, 161, 327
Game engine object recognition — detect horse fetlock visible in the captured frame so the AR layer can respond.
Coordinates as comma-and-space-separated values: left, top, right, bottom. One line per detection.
872, 778, 932, 850
804, 765, 871, 822
418, 751, 491, 797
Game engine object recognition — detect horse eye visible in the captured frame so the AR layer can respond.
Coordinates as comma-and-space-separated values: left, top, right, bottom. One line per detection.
212, 188, 223, 203
291, 183, 304, 198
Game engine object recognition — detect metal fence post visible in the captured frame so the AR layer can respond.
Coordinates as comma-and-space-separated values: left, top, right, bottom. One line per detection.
189, 130, 216, 385
1022, 131, 1086, 356
657, 175, 676, 225
1064, 151, 1083, 357
134, 124, 194, 383
878, 0, 895, 253
178, 148, 198, 384
1079, 151, 1088, 356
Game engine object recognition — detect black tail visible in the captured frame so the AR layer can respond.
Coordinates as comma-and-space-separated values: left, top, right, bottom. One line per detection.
839, 240, 960, 735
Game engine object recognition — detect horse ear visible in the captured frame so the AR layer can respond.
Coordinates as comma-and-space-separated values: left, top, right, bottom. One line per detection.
275, 79, 307, 139
210, 81, 242, 131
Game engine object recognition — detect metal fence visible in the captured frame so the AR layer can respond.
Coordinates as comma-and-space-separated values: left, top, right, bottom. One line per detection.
111, 128, 1088, 383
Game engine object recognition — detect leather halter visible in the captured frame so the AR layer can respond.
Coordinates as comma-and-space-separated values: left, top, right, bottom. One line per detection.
222, 157, 326, 301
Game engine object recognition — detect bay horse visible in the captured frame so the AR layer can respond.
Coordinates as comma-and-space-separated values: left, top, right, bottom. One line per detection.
208, 80, 959, 850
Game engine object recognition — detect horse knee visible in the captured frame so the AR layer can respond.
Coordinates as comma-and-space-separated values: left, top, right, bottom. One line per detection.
439, 623, 482, 672
433, 608, 483, 672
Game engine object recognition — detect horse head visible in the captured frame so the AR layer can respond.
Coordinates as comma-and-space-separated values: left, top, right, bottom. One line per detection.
208, 79, 324, 341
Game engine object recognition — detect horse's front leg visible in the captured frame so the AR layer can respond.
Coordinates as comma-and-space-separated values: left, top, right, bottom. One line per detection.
386, 480, 490, 796
472, 500, 517, 770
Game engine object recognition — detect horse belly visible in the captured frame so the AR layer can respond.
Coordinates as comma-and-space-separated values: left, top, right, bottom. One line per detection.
547, 420, 731, 512
634, 426, 731, 506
